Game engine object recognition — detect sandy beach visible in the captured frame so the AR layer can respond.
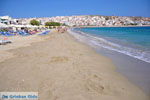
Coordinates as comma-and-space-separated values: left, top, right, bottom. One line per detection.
0, 31, 149, 100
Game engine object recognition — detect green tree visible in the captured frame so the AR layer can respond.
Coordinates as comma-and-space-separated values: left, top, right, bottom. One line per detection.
128, 23, 138, 25
45, 22, 61, 26
30, 19, 40, 26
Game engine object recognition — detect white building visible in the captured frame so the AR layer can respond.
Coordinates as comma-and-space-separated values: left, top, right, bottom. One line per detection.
0, 16, 12, 25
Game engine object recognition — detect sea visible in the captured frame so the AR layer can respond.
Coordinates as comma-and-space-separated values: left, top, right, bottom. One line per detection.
69, 26, 150, 96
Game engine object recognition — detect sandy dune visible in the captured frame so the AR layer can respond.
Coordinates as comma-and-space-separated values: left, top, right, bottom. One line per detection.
0, 32, 149, 100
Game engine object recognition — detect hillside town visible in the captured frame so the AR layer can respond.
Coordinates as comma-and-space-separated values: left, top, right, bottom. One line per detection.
0, 15, 150, 27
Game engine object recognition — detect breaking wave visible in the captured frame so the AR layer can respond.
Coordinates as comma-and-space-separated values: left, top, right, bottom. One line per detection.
68, 29, 150, 63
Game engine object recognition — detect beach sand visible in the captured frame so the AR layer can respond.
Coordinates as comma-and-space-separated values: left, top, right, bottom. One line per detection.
0, 31, 149, 100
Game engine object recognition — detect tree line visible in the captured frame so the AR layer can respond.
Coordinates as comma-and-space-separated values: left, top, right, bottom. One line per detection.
30, 19, 66, 27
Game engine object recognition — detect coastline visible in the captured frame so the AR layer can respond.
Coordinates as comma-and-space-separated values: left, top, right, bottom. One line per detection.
75, 25, 150, 28
0, 31, 149, 100
95, 47, 150, 95
69, 28, 150, 95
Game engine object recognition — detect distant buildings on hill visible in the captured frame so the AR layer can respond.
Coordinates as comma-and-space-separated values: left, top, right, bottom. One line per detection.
0, 15, 150, 27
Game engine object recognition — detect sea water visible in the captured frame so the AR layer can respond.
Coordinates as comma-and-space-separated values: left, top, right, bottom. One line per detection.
69, 27, 150, 95
73, 27, 150, 63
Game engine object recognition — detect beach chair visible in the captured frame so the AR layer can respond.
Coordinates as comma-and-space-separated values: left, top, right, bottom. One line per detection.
38, 31, 50, 36
0, 31, 15, 36
0, 31, 2, 36
18, 31, 30, 36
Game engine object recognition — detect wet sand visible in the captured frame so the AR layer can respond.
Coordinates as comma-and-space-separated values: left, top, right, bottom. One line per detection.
95, 47, 150, 96
0, 32, 149, 100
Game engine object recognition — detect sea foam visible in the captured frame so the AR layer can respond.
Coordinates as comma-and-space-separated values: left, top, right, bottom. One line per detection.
68, 29, 150, 64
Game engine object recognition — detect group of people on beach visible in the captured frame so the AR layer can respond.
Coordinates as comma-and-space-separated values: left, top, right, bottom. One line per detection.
56, 26, 68, 33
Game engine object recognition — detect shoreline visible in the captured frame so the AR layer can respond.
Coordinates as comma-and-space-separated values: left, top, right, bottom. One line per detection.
69, 27, 150, 64
68, 29, 150, 95
74, 25, 150, 28
0, 31, 149, 100
96, 47, 150, 95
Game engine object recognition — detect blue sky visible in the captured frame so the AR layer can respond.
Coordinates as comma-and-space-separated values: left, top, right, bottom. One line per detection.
0, 0, 149, 18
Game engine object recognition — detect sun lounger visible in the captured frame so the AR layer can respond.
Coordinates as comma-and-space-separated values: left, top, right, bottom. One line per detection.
18, 31, 30, 36
38, 31, 50, 35
0, 31, 16, 36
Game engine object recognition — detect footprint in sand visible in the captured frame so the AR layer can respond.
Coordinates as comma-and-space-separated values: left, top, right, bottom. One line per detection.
85, 74, 123, 96
49, 56, 69, 63
85, 79, 105, 94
